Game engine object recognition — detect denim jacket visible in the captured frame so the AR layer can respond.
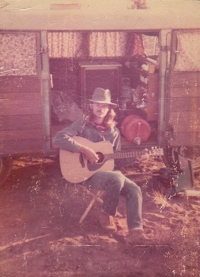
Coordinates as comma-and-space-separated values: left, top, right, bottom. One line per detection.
53, 118, 136, 168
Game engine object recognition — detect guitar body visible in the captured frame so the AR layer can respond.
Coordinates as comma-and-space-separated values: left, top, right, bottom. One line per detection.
59, 136, 114, 183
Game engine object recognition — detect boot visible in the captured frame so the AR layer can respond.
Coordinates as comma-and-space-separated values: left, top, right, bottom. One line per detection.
98, 211, 117, 232
126, 229, 154, 245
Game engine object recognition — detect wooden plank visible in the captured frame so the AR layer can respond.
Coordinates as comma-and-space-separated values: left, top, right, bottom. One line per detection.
0, 139, 44, 155
170, 111, 200, 132
0, 92, 42, 100
170, 72, 200, 88
0, 129, 43, 141
50, 59, 78, 77
170, 87, 200, 98
170, 132, 200, 147
146, 73, 159, 121
0, 93, 42, 115
148, 73, 159, 96
146, 98, 159, 121
0, 115, 43, 131
169, 97, 200, 112
0, 76, 41, 93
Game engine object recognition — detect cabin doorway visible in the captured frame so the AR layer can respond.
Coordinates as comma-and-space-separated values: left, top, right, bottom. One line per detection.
48, 30, 160, 149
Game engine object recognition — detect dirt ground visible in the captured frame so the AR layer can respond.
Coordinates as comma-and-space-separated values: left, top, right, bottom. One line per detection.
0, 155, 200, 277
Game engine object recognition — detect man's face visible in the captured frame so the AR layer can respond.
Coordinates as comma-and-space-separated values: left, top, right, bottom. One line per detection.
90, 102, 110, 119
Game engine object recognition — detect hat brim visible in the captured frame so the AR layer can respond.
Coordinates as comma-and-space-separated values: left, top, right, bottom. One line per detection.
89, 100, 117, 108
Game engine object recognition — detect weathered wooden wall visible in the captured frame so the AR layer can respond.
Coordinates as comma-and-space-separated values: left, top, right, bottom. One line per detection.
0, 76, 44, 155
169, 72, 200, 146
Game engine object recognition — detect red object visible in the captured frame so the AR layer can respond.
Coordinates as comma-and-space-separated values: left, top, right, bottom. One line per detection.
121, 115, 151, 144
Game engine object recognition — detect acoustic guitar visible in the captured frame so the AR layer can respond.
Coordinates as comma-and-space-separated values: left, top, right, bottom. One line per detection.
60, 136, 163, 183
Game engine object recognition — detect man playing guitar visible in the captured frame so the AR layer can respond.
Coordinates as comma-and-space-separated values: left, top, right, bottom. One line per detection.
53, 87, 153, 245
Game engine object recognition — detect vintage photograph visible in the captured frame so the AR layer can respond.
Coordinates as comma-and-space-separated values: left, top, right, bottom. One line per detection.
0, 0, 200, 276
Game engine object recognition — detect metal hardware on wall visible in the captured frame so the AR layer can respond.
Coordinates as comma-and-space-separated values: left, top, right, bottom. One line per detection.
158, 29, 172, 146
40, 31, 51, 153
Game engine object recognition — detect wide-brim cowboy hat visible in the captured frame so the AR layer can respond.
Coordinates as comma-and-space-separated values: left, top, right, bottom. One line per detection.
89, 87, 117, 108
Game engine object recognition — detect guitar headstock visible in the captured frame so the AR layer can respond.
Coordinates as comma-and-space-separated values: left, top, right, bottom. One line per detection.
149, 147, 164, 157
141, 147, 164, 159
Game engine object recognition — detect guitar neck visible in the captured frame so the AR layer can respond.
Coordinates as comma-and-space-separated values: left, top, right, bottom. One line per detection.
105, 150, 145, 160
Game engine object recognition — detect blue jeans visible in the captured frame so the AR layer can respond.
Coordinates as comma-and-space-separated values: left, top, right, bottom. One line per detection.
83, 170, 143, 230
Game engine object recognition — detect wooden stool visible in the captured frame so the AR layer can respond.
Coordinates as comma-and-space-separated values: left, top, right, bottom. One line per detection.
78, 185, 123, 224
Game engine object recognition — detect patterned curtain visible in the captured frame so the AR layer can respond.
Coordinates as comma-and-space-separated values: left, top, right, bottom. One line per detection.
142, 34, 159, 56
128, 33, 145, 57
47, 32, 84, 58
89, 32, 127, 57
174, 31, 200, 71
47, 31, 154, 59
0, 33, 37, 76
89, 32, 144, 58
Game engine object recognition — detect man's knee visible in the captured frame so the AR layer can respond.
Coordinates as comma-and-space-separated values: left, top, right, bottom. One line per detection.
107, 171, 125, 190
126, 182, 142, 198
132, 184, 142, 198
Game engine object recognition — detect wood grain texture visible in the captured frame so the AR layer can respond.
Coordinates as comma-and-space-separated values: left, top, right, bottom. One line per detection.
169, 97, 200, 112
0, 93, 43, 115
170, 87, 200, 97
168, 71, 200, 146
0, 115, 43, 131
146, 73, 159, 121
169, 111, 200, 132
1, 129, 43, 141
170, 72, 200, 88
0, 139, 44, 155
170, 132, 200, 147
0, 76, 41, 93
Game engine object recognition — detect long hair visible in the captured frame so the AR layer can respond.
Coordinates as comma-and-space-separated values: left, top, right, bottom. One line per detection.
84, 105, 117, 128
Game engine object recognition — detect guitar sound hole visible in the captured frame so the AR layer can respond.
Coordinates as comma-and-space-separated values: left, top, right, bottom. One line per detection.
96, 152, 104, 163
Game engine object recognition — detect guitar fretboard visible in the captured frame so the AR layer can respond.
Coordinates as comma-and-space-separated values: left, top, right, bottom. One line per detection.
105, 151, 145, 160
